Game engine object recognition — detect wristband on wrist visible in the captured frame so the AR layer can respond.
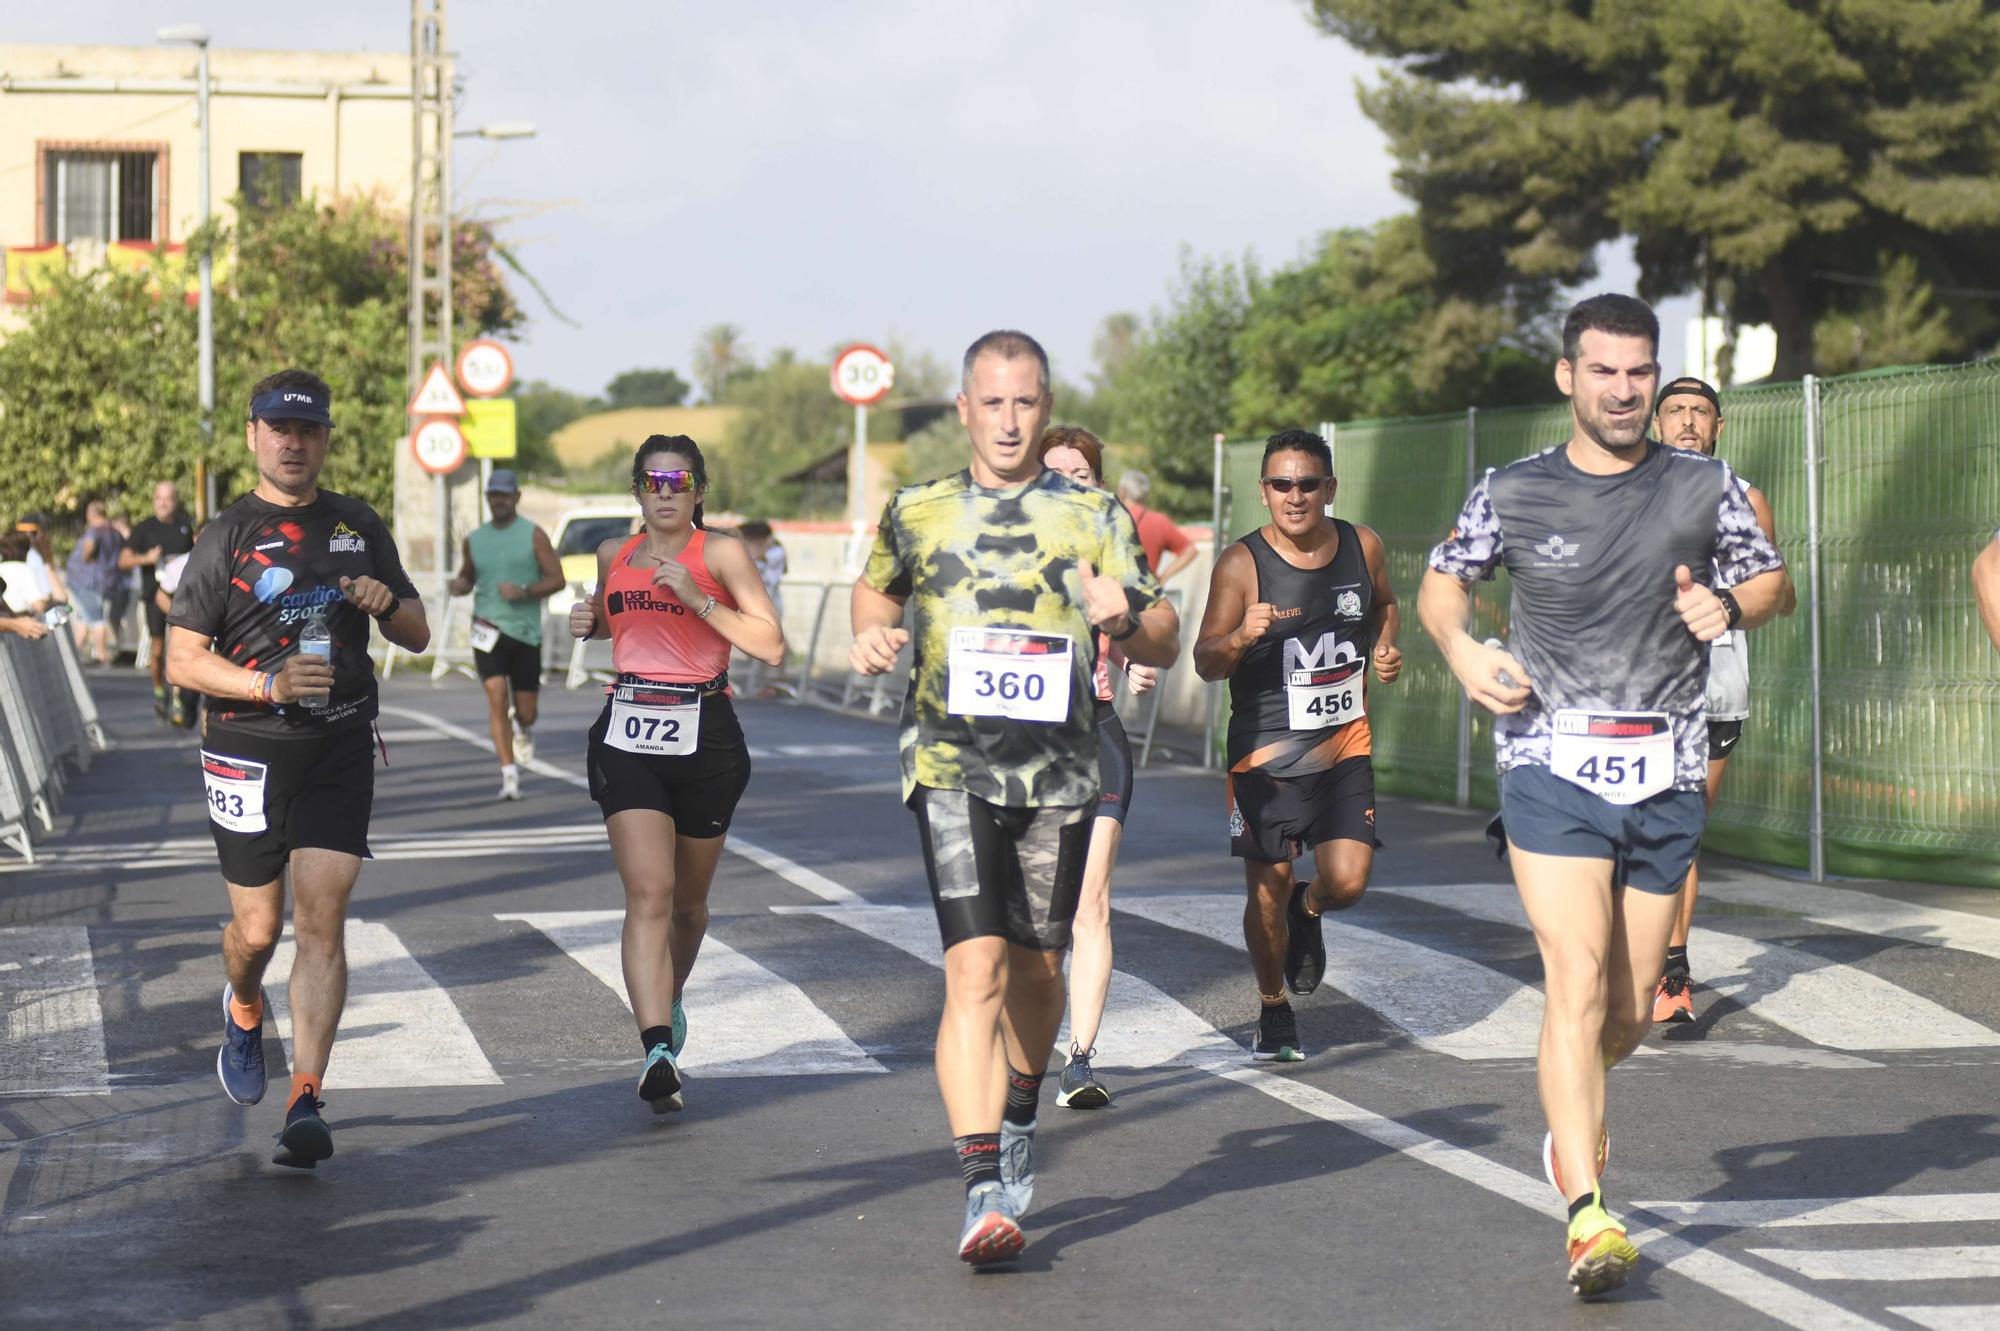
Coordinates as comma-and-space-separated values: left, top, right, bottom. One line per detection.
372, 595, 400, 624
1715, 587, 1744, 629
696, 595, 718, 620
1108, 612, 1141, 641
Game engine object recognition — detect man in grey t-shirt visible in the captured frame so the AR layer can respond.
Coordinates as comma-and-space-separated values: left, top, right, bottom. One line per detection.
1418, 294, 1788, 1298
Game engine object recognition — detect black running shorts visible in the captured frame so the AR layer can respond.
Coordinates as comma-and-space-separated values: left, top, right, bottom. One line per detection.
1228, 755, 1377, 862
201, 724, 375, 886
1495, 764, 1706, 896
1095, 700, 1133, 825
585, 692, 751, 837
474, 631, 542, 693
1707, 718, 1745, 761
910, 784, 1092, 953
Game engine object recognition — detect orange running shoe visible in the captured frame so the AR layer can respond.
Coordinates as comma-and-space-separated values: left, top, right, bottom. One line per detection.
1566, 1189, 1639, 1298
1652, 969, 1695, 1024
1543, 1128, 1610, 1199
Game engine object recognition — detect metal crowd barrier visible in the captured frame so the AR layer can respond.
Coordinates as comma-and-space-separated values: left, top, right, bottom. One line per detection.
0, 629, 111, 862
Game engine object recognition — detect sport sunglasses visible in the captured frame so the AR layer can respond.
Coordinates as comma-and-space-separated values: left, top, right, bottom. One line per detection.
638, 469, 699, 495
1261, 476, 1328, 495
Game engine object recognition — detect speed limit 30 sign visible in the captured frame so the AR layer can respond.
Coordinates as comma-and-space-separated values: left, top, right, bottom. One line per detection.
411, 416, 469, 475
831, 344, 895, 407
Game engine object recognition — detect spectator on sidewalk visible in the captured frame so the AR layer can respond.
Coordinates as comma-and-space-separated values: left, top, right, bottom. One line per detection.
0, 531, 59, 616
0, 565, 50, 640
1116, 472, 1197, 585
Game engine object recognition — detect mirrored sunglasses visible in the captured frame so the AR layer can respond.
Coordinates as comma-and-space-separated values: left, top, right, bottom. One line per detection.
638, 469, 699, 495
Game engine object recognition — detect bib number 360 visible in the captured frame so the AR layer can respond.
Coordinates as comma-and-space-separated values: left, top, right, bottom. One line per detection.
608, 684, 700, 756
946, 628, 1072, 723
201, 751, 269, 835
1550, 709, 1674, 805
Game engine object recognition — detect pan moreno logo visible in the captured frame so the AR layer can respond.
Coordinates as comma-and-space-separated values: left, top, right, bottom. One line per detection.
329, 522, 367, 554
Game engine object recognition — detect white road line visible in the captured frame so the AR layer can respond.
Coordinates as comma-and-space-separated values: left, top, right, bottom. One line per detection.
0, 927, 110, 1095
788, 904, 1879, 1330
377, 703, 861, 904
1748, 1246, 2000, 1282
498, 911, 883, 1076
262, 921, 500, 1088
1702, 878, 2000, 966
784, 904, 1243, 1070
1886, 1305, 2000, 1330
1636, 1195, 2000, 1227
1377, 882, 1990, 1054
1117, 891, 1547, 1060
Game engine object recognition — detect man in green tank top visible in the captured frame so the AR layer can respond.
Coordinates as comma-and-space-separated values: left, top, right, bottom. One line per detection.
449, 469, 565, 799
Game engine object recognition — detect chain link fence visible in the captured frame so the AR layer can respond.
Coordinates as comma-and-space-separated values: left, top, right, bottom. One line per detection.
1212, 357, 2000, 886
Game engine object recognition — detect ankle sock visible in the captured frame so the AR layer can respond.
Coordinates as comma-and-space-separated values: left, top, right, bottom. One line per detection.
1261, 991, 1290, 1009
641, 1025, 673, 1055
955, 1133, 1002, 1191
1003, 1067, 1043, 1127
229, 991, 262, 1031
1665, 944, 1689, 974
1295, 881, 1321, 919
1567, 1190, 1598, 1222
502, 762, 519, 779
289, 1074, 320, 1107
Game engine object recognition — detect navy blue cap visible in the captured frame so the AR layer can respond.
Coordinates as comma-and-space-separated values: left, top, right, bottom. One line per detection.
250, 387, 335, 428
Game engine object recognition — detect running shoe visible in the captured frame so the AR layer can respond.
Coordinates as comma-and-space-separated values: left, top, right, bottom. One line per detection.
999, 1118, 1036, 1215
169, 693, 189, 728
153, 685, 170, 724
1652, 968, 1694, 1024
272, 1090, 333, 1169
513, 726, 535, 766
217, 985, 267, 1106
1566, 1190, 1639, 1298
1056, 1046, 1110, 1110
498, 768, 521, 801
638, 1042, 683, 1114
670, 996, 687, 1057
1252, 1002, 1306, 1062
1284, 880, 1326, 995
957, 1180, 1025, 1266
1542, 1128, 1611, 1198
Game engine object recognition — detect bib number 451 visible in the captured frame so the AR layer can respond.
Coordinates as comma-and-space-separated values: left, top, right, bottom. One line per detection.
1573, 754, 1645, 787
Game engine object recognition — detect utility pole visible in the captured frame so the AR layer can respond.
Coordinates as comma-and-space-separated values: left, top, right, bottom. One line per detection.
409, 0, 454, 609
156, 24, 212, 508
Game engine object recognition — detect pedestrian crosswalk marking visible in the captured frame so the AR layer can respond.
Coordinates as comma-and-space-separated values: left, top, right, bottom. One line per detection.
498, 911, 883, 1076
782, 904, 1242, 1070
263, 921, 501, 1089
1635, 1195, 2000, 1227
1116, 892, 1547, 1061
1748, 1245, 2000, 1281
1886, 1305, 2000, 1330
1703, 878, 2000, 968
1378, 883, 2000, 1053
0, 927, 110, 1095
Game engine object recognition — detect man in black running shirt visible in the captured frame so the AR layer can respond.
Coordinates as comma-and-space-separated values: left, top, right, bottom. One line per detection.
1419, 295, 1786, 1296
167, 368, 428, 1170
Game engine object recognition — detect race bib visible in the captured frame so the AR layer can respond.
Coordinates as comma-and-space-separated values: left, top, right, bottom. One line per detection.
608, 683, 699, 756
200, 751, 268, 834
1712, 628, 1736, 648
1550, 710, 1674, 805
470, 618, 502, 653
946, 628, 1072, 723
1287, 658, 1366, 730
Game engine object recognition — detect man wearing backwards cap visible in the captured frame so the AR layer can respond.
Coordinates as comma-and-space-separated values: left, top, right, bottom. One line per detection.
1650, 376, 1795, 1024
166, 367, 429, 1170
448, 467, 564, 799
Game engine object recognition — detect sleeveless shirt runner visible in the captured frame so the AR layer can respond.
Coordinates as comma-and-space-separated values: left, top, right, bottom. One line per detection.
602, 530, 737, 684
466, 519, 543, 647
1226, 520, 1377, 776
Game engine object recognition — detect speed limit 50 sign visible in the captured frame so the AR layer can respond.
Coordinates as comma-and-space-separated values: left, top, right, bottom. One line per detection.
831, 344, 895, 407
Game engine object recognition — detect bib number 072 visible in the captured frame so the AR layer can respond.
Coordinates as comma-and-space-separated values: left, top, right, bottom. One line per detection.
623, 714, 681, 745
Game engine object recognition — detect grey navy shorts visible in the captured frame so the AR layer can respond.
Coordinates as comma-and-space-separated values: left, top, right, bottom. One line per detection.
910, 785, 1092, 952
1494, 764, 1706, 895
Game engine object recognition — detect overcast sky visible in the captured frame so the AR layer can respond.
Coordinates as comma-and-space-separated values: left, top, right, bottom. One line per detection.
26, 2, 1688, 398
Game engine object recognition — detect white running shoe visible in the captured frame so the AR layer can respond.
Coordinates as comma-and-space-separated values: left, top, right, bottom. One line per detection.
498, 768, 521, 801
513, 726, 535, 766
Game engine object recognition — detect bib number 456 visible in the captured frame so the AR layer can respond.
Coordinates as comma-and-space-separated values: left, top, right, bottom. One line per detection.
1302, 689, 1353, 718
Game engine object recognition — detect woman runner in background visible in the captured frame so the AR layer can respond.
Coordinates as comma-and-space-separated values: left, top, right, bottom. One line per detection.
569, 435, 785, 1113
1036, 425, 1160, 1110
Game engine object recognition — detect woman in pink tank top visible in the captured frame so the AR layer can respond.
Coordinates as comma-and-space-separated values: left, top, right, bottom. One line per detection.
566, 434, 784, 1114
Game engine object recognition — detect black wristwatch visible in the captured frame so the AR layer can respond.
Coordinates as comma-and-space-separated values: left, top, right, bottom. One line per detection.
1715, 588, 1743, 629
372, 596, 401, 624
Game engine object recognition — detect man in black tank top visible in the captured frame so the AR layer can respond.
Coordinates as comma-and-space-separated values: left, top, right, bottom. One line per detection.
1194, 429, 1402, 1063
1418, 296, 1787, 1297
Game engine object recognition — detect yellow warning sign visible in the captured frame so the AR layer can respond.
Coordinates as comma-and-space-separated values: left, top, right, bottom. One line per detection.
464, 398, 517, 459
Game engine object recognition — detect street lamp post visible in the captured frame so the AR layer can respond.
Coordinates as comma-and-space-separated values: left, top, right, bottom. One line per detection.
157, 25, 213, 494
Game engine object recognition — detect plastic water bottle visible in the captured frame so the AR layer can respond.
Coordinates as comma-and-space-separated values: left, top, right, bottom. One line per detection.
1483, 637, 1517, 690
299, 611, 333, 710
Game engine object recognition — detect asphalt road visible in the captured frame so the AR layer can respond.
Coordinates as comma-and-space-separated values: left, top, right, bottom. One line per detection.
5, 669, 2000, 1330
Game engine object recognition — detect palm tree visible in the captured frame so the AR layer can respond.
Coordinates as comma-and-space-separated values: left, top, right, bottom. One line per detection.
693, 323, 746, 404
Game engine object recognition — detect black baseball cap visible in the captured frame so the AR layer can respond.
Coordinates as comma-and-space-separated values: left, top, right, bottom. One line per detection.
250, 386, 335, 428
1654, 376, 1721, 415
